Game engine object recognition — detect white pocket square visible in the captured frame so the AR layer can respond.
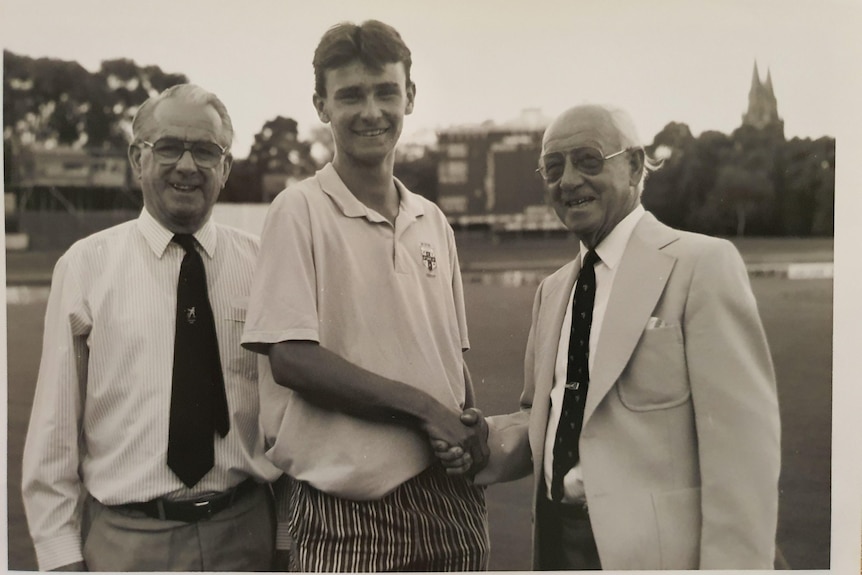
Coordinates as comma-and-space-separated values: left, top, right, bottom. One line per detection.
646, 316, 667, 329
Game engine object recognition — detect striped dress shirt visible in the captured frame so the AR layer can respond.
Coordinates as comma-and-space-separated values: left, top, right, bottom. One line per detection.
21, 209, 281, 571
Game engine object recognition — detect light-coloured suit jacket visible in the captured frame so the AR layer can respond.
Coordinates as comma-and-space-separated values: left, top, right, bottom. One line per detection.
477, 212, 780, 570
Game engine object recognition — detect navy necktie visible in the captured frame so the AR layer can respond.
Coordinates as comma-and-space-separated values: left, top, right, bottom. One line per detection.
550, 249, 600, 502
167, 234, 230, 487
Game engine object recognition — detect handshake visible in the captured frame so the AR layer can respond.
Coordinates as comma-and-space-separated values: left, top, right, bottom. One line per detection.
426, 408, 490, 478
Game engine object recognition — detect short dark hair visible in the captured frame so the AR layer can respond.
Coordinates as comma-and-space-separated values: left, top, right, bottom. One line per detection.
313, 20, 412, 97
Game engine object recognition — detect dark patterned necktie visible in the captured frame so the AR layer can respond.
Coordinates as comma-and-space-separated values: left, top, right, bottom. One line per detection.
167, 234, 230, 487
550, 249, 600, 502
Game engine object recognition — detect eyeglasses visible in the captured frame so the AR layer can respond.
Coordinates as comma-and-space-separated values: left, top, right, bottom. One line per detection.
536, 147, 628, 182
139, 138, 228, 168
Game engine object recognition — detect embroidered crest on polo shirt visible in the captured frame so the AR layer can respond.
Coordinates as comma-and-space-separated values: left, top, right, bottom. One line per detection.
420, 242, 437, 276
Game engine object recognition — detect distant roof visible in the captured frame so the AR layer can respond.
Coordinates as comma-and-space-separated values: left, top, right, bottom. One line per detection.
439, 108, 550, 136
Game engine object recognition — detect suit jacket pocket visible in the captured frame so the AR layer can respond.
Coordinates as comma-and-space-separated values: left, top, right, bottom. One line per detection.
617, 324, 690, 411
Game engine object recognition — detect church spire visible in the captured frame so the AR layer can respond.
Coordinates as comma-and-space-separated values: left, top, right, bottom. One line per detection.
741, 60, 783, 137
750, 61, 762, 94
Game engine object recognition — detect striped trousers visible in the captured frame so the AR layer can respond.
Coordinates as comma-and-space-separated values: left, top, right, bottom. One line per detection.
288, 464, 489, 572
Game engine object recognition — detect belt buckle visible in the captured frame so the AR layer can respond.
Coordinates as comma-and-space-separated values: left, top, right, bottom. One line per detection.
192, 499, 215, 518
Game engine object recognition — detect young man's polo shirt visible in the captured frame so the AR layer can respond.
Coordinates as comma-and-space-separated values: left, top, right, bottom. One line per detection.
242, 163, 470, 500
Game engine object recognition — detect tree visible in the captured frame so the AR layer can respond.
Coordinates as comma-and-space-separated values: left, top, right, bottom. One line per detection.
4, 51, 93, 147
775, 136, 835, 236
643, 122, 695, 228
679, 131, 733, 232
248, 117, 314, 173
228, 116, 317, 202
307, 125, 334, 167
220, 158, 261, 203
713, 165, 774, 236
810, 137, 835, 236
3, 50, 188, 152
93, 58, 188, 148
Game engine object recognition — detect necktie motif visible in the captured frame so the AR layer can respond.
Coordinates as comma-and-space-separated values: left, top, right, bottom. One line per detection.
550, 249, 600, 502
167, 234, 231, 487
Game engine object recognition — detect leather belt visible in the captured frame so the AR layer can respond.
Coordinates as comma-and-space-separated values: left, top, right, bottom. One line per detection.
116, 478, 257, 523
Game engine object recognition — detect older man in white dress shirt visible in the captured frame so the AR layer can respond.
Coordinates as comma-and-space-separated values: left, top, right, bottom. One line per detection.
22, 84, 282, 571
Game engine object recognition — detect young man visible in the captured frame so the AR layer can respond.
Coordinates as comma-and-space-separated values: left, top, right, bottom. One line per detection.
242, 20, 489, 572
22, 84, 281, 571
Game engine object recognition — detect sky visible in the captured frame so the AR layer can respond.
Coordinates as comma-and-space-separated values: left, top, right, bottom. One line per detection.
1, 0, 858, 158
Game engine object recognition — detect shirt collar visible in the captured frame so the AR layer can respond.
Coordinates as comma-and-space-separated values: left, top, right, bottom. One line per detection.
581, 203, 645, 270
397, 179, 426, 220
317, 163, 425, 223
136, 208, 217, 259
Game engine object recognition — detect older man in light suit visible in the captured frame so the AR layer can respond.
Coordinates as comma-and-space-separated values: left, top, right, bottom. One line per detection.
437, 104, 781, 570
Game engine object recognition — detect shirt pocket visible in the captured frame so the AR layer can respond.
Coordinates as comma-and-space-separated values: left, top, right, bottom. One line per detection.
225, 295, 248, 322
222, 297, 254, 376
616, 324, 690, 411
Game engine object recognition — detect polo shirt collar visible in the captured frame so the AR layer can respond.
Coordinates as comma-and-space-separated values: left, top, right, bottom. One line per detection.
137, 208, 217, 259
397, 178, 425, 221
318, 163, 425, 223
582, 203, 645, 270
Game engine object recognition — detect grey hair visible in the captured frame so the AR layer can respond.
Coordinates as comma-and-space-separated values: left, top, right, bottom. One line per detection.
131, 83, 234, 149
637, 154, 662, 196
605, 105, 660, 195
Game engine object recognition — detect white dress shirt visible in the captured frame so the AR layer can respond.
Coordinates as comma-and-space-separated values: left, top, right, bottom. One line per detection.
542, 204, 646, 502
21, 209, 281, 571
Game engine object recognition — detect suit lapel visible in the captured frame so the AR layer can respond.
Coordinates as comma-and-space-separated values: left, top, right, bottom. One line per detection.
584, 213, 678, 425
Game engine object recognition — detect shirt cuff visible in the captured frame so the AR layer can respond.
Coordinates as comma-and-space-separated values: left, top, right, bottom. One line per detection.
241, 329, 320, 352
34, 532, 84, 571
